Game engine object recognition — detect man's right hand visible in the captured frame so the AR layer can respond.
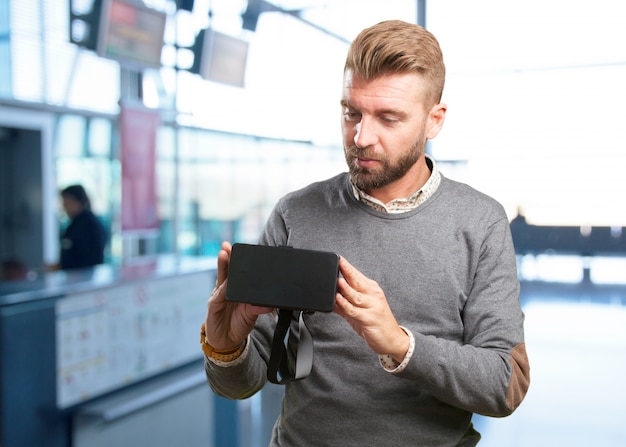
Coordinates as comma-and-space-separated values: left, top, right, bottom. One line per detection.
204, 241, 274, 351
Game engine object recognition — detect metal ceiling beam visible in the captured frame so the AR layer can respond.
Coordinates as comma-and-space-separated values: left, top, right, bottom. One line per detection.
248, 0, 350, 42
248, 1, 428, 43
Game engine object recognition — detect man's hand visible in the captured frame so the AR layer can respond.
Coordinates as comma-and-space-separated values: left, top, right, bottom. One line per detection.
204, 241, 273, 351
334, 256, 409, 362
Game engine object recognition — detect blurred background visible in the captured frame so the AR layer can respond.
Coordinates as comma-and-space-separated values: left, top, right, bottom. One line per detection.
0, 0, 625, 446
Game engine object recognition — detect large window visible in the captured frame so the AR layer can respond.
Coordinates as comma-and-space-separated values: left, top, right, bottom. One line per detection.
0, 0, 10, 97
54, 114, 117, 261
157, 126, 345, 257
427, 0, 626, 227
6, 0, 120, 112
53, 115, 346, 263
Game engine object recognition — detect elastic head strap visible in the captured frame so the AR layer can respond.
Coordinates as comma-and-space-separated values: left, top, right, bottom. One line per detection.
267, 309, 313, 384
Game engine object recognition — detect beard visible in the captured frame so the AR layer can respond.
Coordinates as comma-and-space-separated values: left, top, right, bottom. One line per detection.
345, 132, 427, 192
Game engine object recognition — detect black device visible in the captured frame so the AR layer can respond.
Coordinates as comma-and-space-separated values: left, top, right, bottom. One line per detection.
226, 243, 339, 313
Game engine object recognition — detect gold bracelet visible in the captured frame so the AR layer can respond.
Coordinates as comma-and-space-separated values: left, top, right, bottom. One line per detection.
200, 323, 246, 362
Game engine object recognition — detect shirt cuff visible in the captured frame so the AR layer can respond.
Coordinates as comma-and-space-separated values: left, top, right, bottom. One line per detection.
378, 326, 415, 373
206, 335, 251, 367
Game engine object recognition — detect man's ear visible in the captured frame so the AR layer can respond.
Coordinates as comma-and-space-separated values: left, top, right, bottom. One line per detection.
426, 102, 447, 139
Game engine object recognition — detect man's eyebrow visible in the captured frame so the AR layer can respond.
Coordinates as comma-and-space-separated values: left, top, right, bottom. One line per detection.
340, 100, 407, 119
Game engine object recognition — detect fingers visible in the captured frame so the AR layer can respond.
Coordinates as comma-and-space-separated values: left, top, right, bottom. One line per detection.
206, 281, 228, 317
333, 287, 355, 317
338, 256, 367, 293
246, 304, 275, 317
215, 241, 232, 286
206, 242, 273, 350
337, 256, 372, 309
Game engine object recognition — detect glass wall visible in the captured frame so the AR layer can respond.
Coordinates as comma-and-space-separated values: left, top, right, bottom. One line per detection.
7, 0, 121, 112
54, 114, 118, 262
427, 0, 626, 228
0, 0, 10, 97
53, 114, 345, 264
158, 126, 345, 257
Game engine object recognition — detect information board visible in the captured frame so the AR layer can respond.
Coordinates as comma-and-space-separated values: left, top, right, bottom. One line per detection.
55, 271, 212, 408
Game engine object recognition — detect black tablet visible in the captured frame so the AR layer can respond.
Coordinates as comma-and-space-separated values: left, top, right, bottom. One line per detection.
226, 243, 339, 312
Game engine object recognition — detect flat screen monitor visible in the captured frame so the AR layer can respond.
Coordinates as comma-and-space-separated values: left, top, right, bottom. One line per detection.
97, 0, 166, 69
193, 29, 249, 87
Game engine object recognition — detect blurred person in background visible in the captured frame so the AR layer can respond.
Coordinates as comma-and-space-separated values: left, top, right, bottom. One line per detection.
50, 184, 107, 271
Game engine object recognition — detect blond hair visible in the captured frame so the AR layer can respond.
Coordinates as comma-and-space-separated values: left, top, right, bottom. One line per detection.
344, 20, 446, 107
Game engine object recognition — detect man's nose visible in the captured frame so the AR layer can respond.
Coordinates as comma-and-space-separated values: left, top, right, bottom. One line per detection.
354, 119, 377, 148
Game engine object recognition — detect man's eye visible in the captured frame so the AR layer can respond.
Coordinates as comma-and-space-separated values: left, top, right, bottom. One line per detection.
381, 116, 399, 124
343, 111, 360, 121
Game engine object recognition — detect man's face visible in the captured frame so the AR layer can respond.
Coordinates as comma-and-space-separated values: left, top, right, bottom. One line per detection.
341, 71, 444, 197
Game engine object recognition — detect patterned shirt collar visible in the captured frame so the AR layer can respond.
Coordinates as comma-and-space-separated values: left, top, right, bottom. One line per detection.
350, 155, 441, 214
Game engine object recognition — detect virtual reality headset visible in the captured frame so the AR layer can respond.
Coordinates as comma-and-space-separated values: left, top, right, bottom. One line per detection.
226, 243, 339, 313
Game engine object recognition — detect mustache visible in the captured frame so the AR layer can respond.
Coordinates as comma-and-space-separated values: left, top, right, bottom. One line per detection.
345, 145, 379, 160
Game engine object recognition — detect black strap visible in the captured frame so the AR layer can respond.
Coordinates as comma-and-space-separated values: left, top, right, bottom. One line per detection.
267, 309, 314, 384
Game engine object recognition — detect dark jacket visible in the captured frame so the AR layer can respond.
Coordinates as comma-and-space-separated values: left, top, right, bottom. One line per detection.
60, 210, 107, 270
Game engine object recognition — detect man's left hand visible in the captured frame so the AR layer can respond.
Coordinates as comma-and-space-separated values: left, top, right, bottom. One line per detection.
334, 256, 410, 362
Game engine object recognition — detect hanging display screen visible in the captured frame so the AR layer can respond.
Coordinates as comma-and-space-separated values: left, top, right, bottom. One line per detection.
97, 0, 166, 68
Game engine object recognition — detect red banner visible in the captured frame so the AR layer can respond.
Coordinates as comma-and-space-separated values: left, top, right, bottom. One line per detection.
120, 105, 159, 232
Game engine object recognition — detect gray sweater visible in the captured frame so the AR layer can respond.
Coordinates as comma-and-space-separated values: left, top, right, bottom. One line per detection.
205, 172, 530, 446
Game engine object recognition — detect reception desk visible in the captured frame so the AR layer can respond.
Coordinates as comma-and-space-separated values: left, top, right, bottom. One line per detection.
0, 257, 221, 447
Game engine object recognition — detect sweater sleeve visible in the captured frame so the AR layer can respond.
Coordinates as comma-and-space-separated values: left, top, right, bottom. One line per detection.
203, 317, 275, 400
396, 215, 530, 417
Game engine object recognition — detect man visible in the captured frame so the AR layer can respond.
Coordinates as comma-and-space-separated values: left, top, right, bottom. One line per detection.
203, 20, 530, 446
